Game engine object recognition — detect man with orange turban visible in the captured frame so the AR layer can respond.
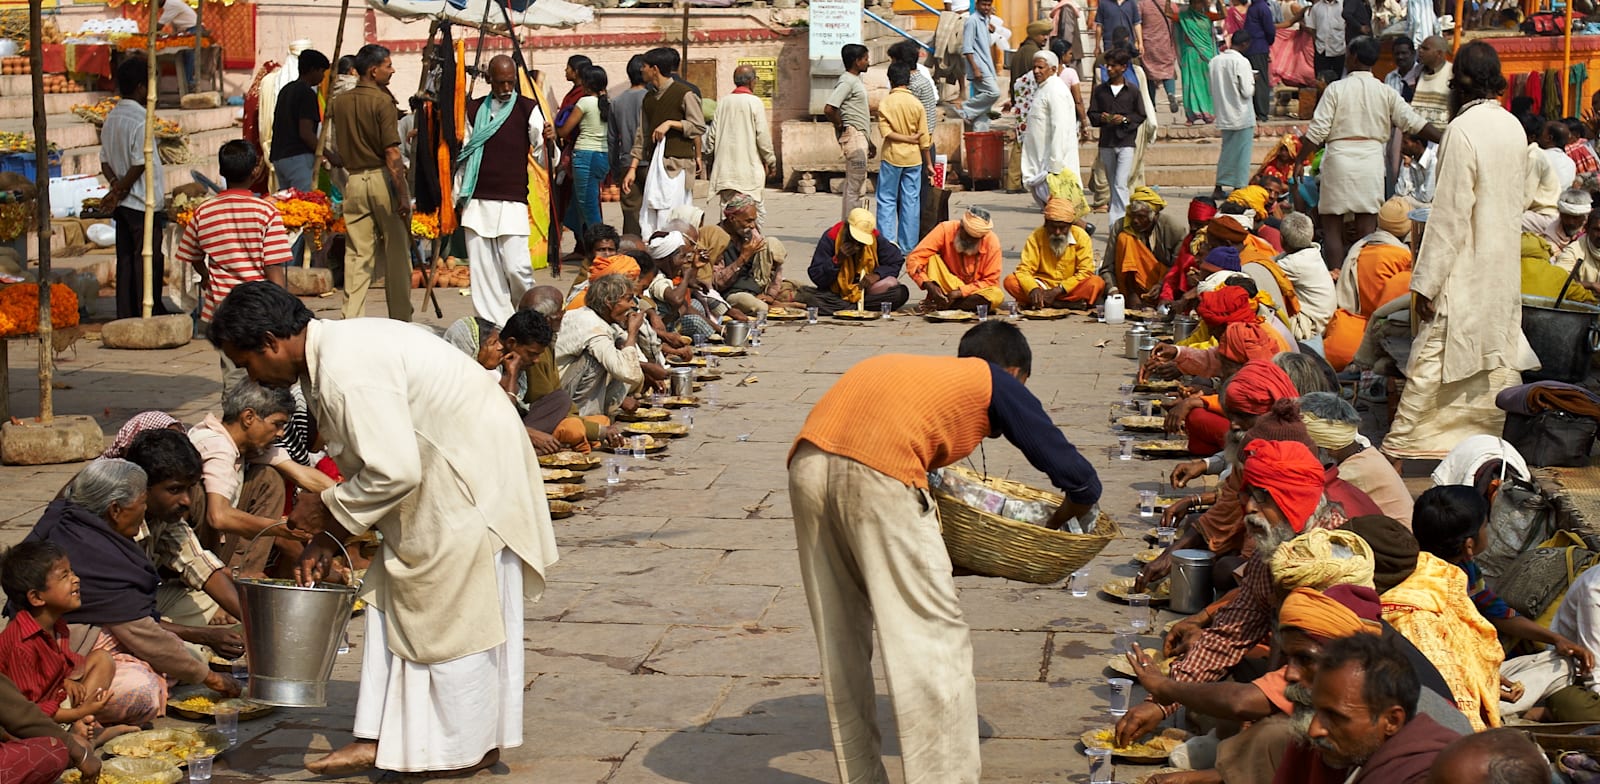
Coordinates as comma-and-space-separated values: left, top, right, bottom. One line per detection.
1241, 439, 1327, 534
906, 207, 1005, 312
1203, 215, 1301, 318
563, 255, 639, 312
1003, 198, 1105, 309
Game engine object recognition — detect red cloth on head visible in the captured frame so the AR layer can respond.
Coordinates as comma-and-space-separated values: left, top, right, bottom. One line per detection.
1323, 584, 1383, 622
1198, 286, 1258, 327
1225, 360, 1299, 416
1218, 322, 1280, 365
1242, 439, 1326, 532
1188, 200, 1219, 224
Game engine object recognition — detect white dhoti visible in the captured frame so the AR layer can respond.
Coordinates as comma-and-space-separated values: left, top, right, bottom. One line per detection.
1382, 315, 1522, 460
1317, 139, 1387, 216
353, 547, 524, 772
462, 199, 534, 327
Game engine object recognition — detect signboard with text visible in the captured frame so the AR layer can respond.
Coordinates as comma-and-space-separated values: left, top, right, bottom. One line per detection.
737, 57, 777, 108
808, 0, 860, 58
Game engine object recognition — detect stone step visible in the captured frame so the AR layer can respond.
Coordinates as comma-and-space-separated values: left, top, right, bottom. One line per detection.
1137, 139, 1279, 168
0, 91, 113, 120
55, 126, 236, 180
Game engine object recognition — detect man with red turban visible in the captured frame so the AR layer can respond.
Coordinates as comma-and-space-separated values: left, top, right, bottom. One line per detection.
1160, 199, 1220, 303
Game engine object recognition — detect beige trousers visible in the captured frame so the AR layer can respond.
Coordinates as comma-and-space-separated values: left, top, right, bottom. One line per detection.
342, 168, 414, 321
788, 443, 980, 784
839, 126, 870, 223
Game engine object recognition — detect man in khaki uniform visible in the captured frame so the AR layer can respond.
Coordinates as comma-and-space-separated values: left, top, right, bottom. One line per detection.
327, 44, 412, 321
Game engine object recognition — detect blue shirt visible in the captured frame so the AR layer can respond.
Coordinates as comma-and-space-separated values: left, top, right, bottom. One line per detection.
1244, 0, 1276, 55
962, 12, 996, 76
1096, 0, 1143, 47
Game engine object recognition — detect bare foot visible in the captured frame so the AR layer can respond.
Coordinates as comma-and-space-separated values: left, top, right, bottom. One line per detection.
306, 740, 379, 776
96, 725, 141, 746
403, 749, 501, 780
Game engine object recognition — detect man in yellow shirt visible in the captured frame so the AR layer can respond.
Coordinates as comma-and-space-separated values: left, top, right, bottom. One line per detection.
1004, 198, 1105, 308
877, 62, 933, 251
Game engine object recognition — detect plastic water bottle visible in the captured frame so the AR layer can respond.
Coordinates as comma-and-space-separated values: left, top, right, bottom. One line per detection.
1104, 291, 1126, 324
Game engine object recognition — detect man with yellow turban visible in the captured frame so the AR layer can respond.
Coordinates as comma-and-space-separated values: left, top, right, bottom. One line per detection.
906, 207, 1005, 312
1003, 198, 1103, 309
1300, 392, 1413, 526
1111, 186, 1186, 305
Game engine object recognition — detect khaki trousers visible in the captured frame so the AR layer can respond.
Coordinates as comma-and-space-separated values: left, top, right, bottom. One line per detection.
788, 443, 980, 784
342, 168, 413, 322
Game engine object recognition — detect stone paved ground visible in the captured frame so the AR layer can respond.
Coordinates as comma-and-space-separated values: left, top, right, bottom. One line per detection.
2, 186, 1219, 782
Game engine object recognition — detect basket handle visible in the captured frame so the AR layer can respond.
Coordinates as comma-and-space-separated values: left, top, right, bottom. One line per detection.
232, 521, 363, 589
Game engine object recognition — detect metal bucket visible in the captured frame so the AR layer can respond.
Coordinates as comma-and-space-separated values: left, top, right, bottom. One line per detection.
1522, 295, 1600, 383
723, 321, 751, 347
669, 367, 694, 396
1136, 335, 1158, 366
1169, 548, 1216, 615
1124, 324, 1149, 359
1172, 315, 1199, 343
236, 524, 361, 707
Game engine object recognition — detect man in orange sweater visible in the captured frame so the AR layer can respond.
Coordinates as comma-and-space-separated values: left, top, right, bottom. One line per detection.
787, 321, 1102, 783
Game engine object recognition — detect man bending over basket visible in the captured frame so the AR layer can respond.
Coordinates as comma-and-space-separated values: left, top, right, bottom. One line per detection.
787, 320, 1102, 783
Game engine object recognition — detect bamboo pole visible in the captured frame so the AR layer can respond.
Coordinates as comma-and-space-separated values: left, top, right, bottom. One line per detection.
1564, 0, 1575, 111
1452, 0, 1463, 54
25, 0, 54, 422
192, 0, 204, 94
141, 0, 159, 319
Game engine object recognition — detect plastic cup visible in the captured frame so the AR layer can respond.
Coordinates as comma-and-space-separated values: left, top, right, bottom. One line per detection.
708, 355, 721, 370
631, 435, 647, 458
1118, 436, 1134, 461
881, 301, 892, 320
976, 303, 989, 321
1119, 384, 1134, 407
215, 704, 238, 744
681, 411, 694, 430
1139, 490, 1157, 519
1140, 399, 1155, 417
1007, 300, 1019, 319
1157, 526, 1177, 547
806, 306, 819, 324
189, 754, 214, 783
693, 333, 707, 348
1087, 747, 1114, 783
706, 382, 721, 405
1108, 677, 1134, 716
1109, 403, 1122, 424
1114, 627, 1137, 655
606, 460, 621, 484
1069, 569, 1091, 597
230, 658, 248, 686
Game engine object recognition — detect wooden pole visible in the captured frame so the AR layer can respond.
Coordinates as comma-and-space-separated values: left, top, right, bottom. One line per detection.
141, 0, 159, 319
680, 1, 690, 74
192, 0, 203, 94
30, 0, 52, 421
1452, 0, 1463, 54
1564, 0, 1575, 110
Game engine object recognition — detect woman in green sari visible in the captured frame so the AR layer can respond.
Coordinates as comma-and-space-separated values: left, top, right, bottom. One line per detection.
1176, 0, 1219, 124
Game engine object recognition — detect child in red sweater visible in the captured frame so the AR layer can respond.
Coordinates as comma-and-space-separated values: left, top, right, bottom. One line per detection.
0, 541, 117, 726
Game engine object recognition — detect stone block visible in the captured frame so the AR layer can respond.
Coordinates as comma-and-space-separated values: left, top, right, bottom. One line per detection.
0, 415, 105, 466
100, 314, 192, 350
286, 266, 333, 296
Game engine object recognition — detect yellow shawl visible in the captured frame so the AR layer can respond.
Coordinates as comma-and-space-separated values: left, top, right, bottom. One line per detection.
833, 227, 877, 304
1381, 551, 1504, 731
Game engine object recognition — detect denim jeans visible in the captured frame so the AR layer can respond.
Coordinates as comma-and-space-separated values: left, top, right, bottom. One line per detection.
564, 149, 610, 238
876, 162, 921, 251
1099, 146, 1135, 236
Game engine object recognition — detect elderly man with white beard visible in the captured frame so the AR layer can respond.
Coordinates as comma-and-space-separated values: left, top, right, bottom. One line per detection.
1119, 583, 1469, 784
1020, 49, 1086, 215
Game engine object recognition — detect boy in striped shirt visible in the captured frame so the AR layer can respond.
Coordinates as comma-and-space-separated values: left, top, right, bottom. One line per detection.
174, 140, 292, 325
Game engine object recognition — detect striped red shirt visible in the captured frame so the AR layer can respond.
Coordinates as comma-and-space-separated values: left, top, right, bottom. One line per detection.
0, 611, 82, 717
173, 189, 293, 321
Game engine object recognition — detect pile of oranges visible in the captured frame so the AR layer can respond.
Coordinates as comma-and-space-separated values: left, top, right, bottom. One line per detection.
0, 56, 29, 75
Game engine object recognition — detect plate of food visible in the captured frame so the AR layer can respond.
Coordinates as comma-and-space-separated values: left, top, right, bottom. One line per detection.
538, 451, 603, 470
616, 407, 671, 422
667, 356, 707, 367
103, 729, 228, 767
1081, 728, 1190, 763
1116, 415, 1166, 433
545, 483, 586, 501
1132, 548, 1162, 564
1134, 440, 1193, 458
923, 310, 977, 322
1101, 577, 1170, 603
623, 421, 689, 438
1133, 378, 1183, 393
1020, 308, 1075, 320
61, 757, 184, 784
695, 370, 723, 382
766, 307, 808, 320
549, 499, 575, 519
660, 396, 701, 408
166, 686, 274, 722
541, 467, 584, 483
833, 309, 879, 321
635, 435, 670, 453
1105, 654, 1175, 678
699, 345, 747, 357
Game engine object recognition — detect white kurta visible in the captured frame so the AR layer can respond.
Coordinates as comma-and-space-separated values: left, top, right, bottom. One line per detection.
1384, 101, 1540, 459
461, 100, 554, 327
1275, 246, 1336, 339
300, 318, 558, 770
1021, 75, 1079, 194
704, 91, 776, 199
1305, 71, 1428, 215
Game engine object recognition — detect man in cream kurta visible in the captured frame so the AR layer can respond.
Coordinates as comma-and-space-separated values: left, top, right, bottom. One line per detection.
206, 282, 558, 777
703, 65, 775, 220
1383, 90, 1540, 460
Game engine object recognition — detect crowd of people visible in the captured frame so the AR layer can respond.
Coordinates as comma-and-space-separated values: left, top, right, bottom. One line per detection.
20, 4, 1600, 782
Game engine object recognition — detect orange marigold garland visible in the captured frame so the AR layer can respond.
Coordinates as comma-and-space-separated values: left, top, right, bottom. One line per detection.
0, 283, 80, 337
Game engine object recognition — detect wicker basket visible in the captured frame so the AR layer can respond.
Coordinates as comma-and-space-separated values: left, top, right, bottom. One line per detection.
934, 465, 1119, 584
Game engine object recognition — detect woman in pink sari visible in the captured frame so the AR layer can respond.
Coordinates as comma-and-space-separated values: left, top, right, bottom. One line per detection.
1138, 0, 1182, 113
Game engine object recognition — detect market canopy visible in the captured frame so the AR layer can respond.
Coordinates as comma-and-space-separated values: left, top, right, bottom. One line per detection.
365, 0, 594, 30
